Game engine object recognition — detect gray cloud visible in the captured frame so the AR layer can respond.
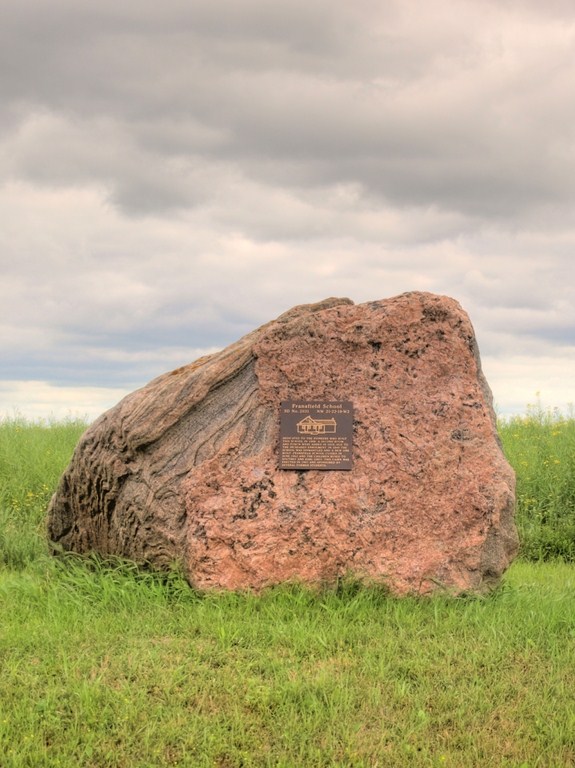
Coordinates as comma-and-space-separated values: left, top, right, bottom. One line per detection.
1, 0, 575, 418
3, 0, 575, 219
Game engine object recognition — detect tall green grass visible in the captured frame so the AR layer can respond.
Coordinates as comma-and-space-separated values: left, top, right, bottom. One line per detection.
0, 417, 86, 569
499, 401, 575, 561
0, 413, 574, 766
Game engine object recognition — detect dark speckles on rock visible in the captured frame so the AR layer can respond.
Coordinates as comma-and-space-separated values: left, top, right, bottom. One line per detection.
451, 427, 473, 442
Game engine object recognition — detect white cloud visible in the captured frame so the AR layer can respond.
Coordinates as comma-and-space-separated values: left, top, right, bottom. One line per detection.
0, 381, 132, 422
483, 355, 575, 419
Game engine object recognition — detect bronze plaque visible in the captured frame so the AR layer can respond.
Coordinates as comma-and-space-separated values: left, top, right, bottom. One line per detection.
279, 401, 354, 470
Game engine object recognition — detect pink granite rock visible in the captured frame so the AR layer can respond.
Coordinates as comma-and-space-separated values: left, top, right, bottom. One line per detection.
47, 292, 518, 595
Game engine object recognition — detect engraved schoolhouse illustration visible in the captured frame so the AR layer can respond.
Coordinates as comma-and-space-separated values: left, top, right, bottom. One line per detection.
296, 416, 337, 434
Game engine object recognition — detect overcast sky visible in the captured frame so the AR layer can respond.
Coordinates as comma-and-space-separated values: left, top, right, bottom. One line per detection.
1, 0, 574, 421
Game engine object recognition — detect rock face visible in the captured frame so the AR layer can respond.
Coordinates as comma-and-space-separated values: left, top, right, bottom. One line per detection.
47, 292, 518, 595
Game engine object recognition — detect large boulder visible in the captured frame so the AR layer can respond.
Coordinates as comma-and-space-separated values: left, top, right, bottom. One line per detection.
47, 292, 518, 595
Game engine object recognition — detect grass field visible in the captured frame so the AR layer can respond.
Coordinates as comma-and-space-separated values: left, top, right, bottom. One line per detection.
498, 402, 575, 562
1, 413, 574, 767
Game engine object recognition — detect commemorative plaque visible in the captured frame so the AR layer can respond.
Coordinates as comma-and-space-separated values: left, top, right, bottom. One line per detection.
279, 401, 353, 470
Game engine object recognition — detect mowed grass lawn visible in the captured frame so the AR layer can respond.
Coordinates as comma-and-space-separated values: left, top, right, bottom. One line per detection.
1, 415, 574, 767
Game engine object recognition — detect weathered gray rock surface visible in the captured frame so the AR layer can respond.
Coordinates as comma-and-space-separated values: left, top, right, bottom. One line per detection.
47, 292, 518, 595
